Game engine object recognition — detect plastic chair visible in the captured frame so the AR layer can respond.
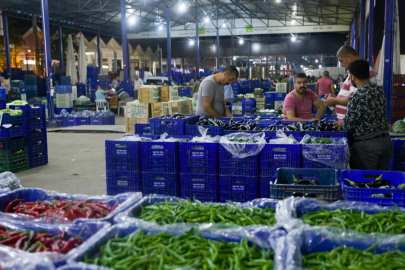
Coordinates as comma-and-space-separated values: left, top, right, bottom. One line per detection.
118, 97, 134, 116
95, 99, 109, 111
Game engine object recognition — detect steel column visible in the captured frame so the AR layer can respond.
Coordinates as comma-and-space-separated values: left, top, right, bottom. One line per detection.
368, 0, 375, 66
352, 13, 358, 50
58, 25, 64, 75
2, 14, 11, 80
247, 41, 251, 79
120, 0, 129, 81
359, 0, 366, 59
166, 8, 172, 85
231, 34, 234, 65
196, 21, 200, 77
97, 33, 102, 69
40, 0, 54, 119
383, 0, 395, 123
158, 45, 162, 76
216, 28, 220, 70
182, 58, 185, 75
114, 52, 117, 72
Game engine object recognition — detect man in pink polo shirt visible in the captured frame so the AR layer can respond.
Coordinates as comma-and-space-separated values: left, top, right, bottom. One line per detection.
284, 73, 326, 121
325, 45, 376, 122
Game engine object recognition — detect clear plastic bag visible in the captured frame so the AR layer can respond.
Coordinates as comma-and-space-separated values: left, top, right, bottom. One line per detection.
300, 135, 350, 169
0, 245, 56, 270
190, 126, 221, 143
117, 134, 152, 142
0, 172, 22, 191
269, 130, 298, 144
219, 132, 266, 158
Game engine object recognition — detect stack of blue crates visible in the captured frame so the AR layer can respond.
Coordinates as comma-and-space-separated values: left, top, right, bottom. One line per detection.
55, 85, 73, 114
9, 104, 48, 169
0, 88, 6, 109
387, 136, 405, 172
87, 66, 100, 79
260, 143, 301, 198
60, 76, 71, 85
121, 80, 135, 98
11, 80, 24, 93
141, 140, 180, 197
76, 83, 86, 97
24, 75, 38, 100
231, 83, 240, 96
242, 97, 256, 114
218, 144, 260, 203
105, 140, 141, 195
179, 141, 219, 202
178, 87, 192, 97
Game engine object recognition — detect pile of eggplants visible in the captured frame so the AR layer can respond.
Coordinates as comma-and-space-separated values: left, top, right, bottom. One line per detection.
345, 175, 405, 199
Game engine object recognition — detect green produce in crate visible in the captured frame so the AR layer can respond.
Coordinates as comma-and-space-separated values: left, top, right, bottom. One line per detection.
301, 207, 405, 234
303, 244, 405, 270
85, 229, 274, 269
9, 100, 28, 105
139, 200, 276, 226
0, 107, 22, 116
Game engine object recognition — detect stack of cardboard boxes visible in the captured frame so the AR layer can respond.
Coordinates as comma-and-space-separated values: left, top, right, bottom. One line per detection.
125, 85, 194, 133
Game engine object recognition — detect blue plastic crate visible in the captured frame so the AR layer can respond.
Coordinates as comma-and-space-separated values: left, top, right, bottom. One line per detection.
90, 116, 102, 125
0, 88, 6, 100
106, 187, 140, 196
105, 140, 140, 172
0, 136, 27, 151
28, 139, 47, 155
0, 114, 26, 138
78, 117, 90, 125
260, 143, 301, 178
29, 152, 48, 168
185, 124, 224, 136
219, 144, 260, 177
305, 130, 348, 138
302, 138, 349, 170
271, 168, 340, 202
28, 128, 47, 143
180, 173, 218, 202
55, 85, 72, 94
0, 100, 6, 110
135, 123, 151, 135
179, 142, 218, 175
342, 170, 405, 207
268, 129, 304, 140
106, 171, 141, 190
28, 116, 46, 131
260, 177, 276, 198
66, 116, 79, 126
219, 175, 259, 203
141, 140, 179, 173
149, 115, 199, 135
109, 115, 115, 125
142, 172, 179, 197
391, 136, 405, 156
273, 92, 286, 101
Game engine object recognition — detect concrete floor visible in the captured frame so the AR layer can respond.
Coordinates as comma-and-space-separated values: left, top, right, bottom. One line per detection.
15, 115, 127, 196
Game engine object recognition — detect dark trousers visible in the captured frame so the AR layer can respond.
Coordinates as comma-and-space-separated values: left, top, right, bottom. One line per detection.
350, 136, 393, 170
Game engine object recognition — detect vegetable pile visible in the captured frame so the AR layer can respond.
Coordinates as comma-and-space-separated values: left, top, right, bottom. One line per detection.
303, 245, 405, 270
0, 107, 23, 116
392, 118, 405, 133
0, 225, 83, 253
85, 229, 274, 269
4, 199, 118, 220
304, 137, 343, 145
138, 200, 276, 226
301, 208, 405, 234
160, 114, 189, 119
344, 175, 405, 198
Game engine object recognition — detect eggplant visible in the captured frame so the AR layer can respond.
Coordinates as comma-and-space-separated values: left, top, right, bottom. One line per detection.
292, 192, 304, 197
303, 193, 317, 198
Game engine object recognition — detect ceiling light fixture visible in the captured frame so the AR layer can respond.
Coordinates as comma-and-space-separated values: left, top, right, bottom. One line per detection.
205, 17, 209, 23
128, 17, 136, 25
315, 59, 319, 63
189, 40, 194, 46
179, 3, 186, 12
239, 39, 244, 45
233, 56, 236, 60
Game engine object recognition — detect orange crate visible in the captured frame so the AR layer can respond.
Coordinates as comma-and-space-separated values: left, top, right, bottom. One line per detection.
393, 97, 405, 107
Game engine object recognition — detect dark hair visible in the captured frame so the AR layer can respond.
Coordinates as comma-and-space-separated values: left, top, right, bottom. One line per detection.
294, 73, 307, 82
221, 65, 239, 78
195, 77, 200, 80
348, 60, 370, 80
337, 45, 359, 57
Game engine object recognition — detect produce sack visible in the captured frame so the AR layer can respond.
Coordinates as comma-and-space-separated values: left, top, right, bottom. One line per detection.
220, 131, 266, 158
393, 118, 405, 133
269, 130, 298, 144
0, 245, 55, 270
0, 172, 22, 191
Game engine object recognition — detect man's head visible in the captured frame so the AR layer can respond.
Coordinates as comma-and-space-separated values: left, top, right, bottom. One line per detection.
216, 66, 239, 86
135, 75, 139, 80
348, 60, 370, 88
323, 71, 329, 78
293, 73, 308, 95
0, 76, 4, 83
195, 76, 200, 81
113, 82, 119, 89
336, 45, 360, 69
96, 85, 101, 90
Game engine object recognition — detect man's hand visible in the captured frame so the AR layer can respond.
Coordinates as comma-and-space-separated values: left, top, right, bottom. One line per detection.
333, 121, 343, 127
324, 97, 336, 106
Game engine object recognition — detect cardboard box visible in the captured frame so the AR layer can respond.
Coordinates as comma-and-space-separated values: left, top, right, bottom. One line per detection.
125, 117, 148, 133
138, 86, 160, 103
126, 102, 151, 118
160, 86, 179, 102
161, 102, 169, 116
168, 100, 180, 115
255, 97, 266, 103
179, 100, 193, 115
276, 83, 287, 93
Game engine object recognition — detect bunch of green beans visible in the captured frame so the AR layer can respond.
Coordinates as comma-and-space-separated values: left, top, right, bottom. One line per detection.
85, 229, 274, 270
303, 245, 405, 270
138, 200, 276, 226
301, 208, 405, 234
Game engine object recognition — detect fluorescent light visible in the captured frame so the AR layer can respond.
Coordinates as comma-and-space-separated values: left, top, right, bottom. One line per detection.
291, 36, 296, 42
102, 65, 108, 69
233, 56, 236, 60
253, 43, 260, 51
291, 20, 295, 25
222, 23, 226, 28
319, 65, 322, 68
85, 52, 95, 55
204, 17, 209, 23
179, 3, 186, 12
128, 17, 135, 25
276, 0, 281, 2
300, 65, 303, 68
189, 40, 194, 46
239, 39, 244, 45
315, 59, 319, 63
158, 25, 163, 30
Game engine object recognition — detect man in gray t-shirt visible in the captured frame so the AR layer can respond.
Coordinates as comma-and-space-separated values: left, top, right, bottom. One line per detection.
196, 66, 239, 117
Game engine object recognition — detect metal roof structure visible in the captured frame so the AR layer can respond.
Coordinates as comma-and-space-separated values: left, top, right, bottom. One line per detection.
1, 0, 359, 38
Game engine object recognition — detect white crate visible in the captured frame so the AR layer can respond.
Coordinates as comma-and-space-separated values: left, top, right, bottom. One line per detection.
274, 101, 284, 110
276, 83, 287, 93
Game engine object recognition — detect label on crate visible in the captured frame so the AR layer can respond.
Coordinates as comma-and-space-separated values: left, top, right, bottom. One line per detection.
151, 145, 164, 157
232, 182, 245, 193
153, 179, 165, 189
191, 150, 205, 159
273, 153, 287, 161
192, 178, 206, 190
317, 154, 332, 161
117, 180, 129, 187
115, 149, 128, 156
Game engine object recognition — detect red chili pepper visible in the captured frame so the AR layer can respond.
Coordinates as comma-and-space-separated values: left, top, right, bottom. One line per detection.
4, 199, 24, 212
60, 238, 76, 254
112, 201, 119, 212
0, 233, 25, 245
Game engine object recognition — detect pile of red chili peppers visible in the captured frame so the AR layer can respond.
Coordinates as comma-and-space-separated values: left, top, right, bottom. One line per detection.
4, 199, 118, 220
0, 225, 83, 253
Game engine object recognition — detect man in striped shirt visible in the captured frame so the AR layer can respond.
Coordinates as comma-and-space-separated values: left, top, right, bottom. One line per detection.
324, 45, 376, 122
